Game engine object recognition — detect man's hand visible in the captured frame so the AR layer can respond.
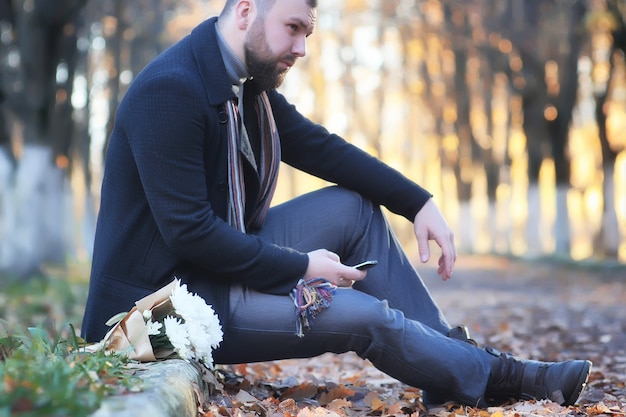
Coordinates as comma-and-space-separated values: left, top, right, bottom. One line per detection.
305, 249, 367, 287
413, 199, 456, 281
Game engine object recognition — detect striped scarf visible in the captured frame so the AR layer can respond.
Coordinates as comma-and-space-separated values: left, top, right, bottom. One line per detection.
225, 91, 280, 232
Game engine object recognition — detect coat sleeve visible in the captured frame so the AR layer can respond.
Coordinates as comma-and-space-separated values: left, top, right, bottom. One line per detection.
269, 90, 432, 221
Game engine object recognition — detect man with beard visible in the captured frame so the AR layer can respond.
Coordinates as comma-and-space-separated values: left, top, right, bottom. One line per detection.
82, 0, 592, 408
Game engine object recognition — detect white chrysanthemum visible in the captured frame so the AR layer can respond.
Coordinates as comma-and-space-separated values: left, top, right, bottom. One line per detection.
201, 356, 214, 369
163, 316, 192, 360
182, 297, 209, 322
169, 280, 191, 308
166, 279, 223, 367
145, 319, 162, 336
169, 280, 223, 339
170, 280, 214, 322
186, 322, 213, 353
200, 307, 223, 347
142, 309, 153, 321
176, 343, 193, 361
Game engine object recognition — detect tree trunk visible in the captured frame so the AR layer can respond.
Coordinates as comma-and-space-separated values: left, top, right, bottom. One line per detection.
0, 0, 85, 277
0, 145, 69, 278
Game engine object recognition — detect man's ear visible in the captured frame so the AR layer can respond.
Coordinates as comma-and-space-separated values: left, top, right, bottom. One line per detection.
235, 0, 255, 30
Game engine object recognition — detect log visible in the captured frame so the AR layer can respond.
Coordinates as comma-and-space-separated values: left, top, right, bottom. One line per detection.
91, 359, 210, 417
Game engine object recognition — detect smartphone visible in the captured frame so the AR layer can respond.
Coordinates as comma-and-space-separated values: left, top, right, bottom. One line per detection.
353, 260, 378, 270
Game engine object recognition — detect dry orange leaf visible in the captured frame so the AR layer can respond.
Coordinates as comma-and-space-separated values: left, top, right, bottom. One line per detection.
326, 398, 352, 412
341, 374, 362, 384
280, 381, 319, 401
297, 406, 342, 417
318, 385, 356, 405
454, 406, 466, 415
586, 402, 617, 416
370, 397, 385, 412
279, 398, 299, 415
235, 363, 248, 375
387, 401, 404, 415
363, 391, 379, 407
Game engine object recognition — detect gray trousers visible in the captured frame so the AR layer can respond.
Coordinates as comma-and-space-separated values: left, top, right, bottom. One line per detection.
212, 186, 493, 405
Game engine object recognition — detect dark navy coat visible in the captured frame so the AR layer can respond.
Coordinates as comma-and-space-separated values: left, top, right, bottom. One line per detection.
81, 17, 431, 342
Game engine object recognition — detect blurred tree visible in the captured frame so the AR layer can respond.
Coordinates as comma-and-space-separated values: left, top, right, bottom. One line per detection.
0, 0, 86, 277
501, 0, 587, 255
0, 0, 623, 279
92, 0, 177, 155
429, 0, 590, 256
443, 2, 474, 203
586, 0, 625, 256
289, 0, 624, 260
0, 0, 211, 278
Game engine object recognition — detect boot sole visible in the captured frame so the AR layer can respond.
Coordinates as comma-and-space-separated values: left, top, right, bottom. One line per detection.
564, 360, 592, 406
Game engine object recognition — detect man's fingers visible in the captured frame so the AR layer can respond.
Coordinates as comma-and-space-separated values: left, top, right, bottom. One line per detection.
341, 265, 366, 281
438, 255, 451, 280
413, 199, 457, 279
417, 234, 430, 263
325, 250, 340, 262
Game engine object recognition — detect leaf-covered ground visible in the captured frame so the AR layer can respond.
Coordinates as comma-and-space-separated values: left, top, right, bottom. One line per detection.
206, 256, 626, 417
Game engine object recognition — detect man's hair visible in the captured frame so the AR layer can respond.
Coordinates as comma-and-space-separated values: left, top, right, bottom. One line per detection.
220, 0, 317, 18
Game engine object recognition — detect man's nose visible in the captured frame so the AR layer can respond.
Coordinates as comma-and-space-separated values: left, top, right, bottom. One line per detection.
292, 35, 307, 57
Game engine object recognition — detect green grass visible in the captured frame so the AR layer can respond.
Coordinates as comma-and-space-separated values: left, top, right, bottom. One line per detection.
0, 263, 89, 333
0, 263, 141, 417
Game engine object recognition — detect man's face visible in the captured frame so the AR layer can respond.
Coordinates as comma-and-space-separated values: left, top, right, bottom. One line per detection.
244, 0, 316, 90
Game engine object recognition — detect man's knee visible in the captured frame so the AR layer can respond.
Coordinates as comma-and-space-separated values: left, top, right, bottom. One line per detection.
324, 293, 401, 335
321, 186, 377, 232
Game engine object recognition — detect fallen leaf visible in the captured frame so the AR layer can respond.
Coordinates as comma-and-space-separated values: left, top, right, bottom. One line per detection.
318, 385, 356, 405
234, 389, 259, 404
387, 401, 404, 415
297, 406, 342, 417
281, 382, 319, 401
326, 398, 352, 412
370, 397, 385, 412
363, 390, 380, 407
279, 398, 299, 415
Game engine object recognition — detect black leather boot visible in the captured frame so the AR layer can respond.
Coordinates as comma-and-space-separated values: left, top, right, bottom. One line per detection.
423, 326, 479, 406
485, 347, 592, 406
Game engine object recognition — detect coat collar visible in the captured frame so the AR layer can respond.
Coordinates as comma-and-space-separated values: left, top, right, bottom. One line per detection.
190, 17, 237, 106
190, 17, 264, 106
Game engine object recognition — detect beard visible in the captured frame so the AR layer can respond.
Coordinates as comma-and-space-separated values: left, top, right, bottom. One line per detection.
244, 19, 293, 91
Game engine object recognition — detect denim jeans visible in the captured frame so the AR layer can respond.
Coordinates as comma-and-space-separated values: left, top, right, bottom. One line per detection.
212, 186, 493, 405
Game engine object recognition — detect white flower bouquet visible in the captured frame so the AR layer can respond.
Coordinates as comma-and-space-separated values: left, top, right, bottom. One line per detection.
89, 279, 223, 369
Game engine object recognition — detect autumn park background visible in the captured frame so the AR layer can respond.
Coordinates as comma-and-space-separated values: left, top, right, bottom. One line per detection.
1, 1, 626, 415
1, 0, 626, 279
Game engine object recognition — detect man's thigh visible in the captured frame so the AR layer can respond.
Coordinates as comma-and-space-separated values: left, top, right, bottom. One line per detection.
255, 186, 450, 332
213, 284, 382, 364
255, 186, 371, 261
